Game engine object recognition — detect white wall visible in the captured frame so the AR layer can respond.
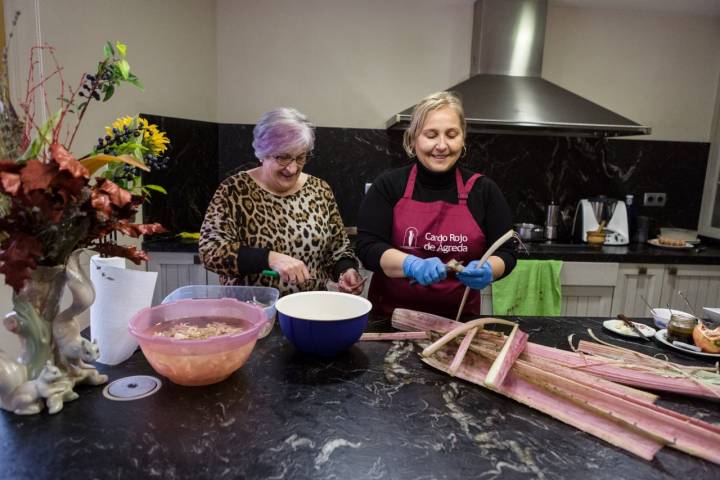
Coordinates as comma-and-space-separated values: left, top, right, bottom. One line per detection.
216, 0, 473, 128
214, 0, 720, 141
543, 4, 720, 141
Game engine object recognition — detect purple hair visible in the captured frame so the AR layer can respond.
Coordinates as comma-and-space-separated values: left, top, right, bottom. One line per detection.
252, 108, 315, 160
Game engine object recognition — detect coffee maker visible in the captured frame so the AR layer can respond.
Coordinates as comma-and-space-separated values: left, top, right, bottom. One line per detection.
572, 196, 629, 245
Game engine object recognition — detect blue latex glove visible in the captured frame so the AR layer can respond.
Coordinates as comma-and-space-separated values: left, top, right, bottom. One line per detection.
456, 260, 494, 290
403, 255, 447, 286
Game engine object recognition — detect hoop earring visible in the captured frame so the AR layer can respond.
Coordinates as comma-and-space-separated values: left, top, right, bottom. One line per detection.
461, 145, 467, 158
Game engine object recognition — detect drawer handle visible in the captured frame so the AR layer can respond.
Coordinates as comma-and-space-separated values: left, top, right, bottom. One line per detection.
193, 255, 200, 265
668, 267, 677, 276
638, 267, 647, 275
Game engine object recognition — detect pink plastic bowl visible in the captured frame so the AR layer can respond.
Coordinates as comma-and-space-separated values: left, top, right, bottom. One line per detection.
128, 298, 267, 386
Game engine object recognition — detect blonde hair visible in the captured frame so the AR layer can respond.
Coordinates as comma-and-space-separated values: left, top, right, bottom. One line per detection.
402, 91, 466, 157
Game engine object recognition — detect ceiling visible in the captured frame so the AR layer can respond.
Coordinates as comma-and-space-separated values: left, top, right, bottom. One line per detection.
552, 0, 720, 17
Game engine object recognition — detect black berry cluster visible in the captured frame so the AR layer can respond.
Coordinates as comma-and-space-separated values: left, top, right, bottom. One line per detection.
95, 124, 139, 152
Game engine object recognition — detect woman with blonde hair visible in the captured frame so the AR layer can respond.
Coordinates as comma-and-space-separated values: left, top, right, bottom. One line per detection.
200, 107, 364, 296
356, 91, 516, 317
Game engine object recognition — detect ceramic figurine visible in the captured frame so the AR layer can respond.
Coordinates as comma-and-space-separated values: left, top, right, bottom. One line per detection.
53, 250, 108, 386
0, 361, 67, 415
0, 249, 108, 415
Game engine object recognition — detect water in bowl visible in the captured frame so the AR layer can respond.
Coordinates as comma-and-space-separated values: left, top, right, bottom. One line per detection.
148, 317, 246, 340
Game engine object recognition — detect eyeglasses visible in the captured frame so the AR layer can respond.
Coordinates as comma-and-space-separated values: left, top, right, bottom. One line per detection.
272, 152, 311, 167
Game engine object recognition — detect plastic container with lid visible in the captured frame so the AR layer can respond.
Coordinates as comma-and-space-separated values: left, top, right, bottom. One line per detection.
162, 285, 279, 338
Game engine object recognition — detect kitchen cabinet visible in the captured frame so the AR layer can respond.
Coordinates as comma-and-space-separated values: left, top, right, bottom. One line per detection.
559, 262, 617, 317
698, 79, 720, 240
146, 252, 212, 305
610, 264, 665, 317
659, 264, 720, 315
611, 264, 720, 318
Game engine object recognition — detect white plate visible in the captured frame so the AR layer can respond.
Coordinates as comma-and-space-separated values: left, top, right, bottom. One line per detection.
654, 329, 720, 358
647, 238, 694, 250
703, 307, 720, 323
602, 319, 656, 338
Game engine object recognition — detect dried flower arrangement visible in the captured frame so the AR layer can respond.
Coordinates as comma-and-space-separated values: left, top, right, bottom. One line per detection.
0, 31, 167, 293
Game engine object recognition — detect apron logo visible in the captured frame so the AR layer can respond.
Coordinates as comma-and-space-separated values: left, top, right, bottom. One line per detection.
402, 227, 419, 248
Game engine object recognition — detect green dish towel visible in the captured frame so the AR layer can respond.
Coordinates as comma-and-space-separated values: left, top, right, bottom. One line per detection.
492, 260, 563, 316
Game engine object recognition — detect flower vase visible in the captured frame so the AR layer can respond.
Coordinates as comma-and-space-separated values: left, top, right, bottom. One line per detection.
89, 255, 158, 365
0, 250, 107, 415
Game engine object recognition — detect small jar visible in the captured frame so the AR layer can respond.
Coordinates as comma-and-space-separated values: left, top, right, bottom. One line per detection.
666, 313, 698, 344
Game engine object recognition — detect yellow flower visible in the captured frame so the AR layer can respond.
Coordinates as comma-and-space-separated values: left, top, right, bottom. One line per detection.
139, 117, 170, 155
105, 116, 135, 135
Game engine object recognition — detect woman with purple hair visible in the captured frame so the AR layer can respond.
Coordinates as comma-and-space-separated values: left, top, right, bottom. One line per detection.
199, 108, 364, 296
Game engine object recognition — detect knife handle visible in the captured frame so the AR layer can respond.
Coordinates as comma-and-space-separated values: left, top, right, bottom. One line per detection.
261, 269, 279, 278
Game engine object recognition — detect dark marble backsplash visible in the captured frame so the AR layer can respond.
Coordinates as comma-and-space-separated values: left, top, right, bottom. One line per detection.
143, 115, 709, 242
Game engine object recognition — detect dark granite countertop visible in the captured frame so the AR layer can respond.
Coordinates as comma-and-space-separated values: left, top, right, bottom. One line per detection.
519, 241, 720, 264
2, 315, 718, 479
143, 237, 720, 265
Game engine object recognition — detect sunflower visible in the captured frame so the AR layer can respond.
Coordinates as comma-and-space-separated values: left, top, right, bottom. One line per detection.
105, 115, 136, 136
138, 117, 169, 155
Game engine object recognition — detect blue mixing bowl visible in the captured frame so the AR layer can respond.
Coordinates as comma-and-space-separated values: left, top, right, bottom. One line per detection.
276, 291, 372, 356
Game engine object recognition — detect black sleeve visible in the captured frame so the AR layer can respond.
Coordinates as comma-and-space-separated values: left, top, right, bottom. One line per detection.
332, 258, 359, 281
236, 246, 270, 275
355, 168, 408, 272
468, 176, 517, 279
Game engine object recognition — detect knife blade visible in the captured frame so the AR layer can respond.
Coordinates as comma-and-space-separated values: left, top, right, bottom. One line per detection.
617, 313, 650, 341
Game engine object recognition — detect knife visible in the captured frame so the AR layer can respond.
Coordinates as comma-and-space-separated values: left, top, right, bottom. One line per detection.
617, 314, 650, 341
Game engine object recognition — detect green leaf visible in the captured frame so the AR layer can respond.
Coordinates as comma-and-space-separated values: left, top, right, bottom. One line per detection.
117, 59, 130, 79
19, 110, 61, 161
126, 76, 144, 91
102, 85, 115, 101
115, 41, 127, 57
103, 41, 114, 59
144, 184, 167, 194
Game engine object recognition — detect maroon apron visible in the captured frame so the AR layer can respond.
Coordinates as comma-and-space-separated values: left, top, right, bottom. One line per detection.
369, 164, 487, 317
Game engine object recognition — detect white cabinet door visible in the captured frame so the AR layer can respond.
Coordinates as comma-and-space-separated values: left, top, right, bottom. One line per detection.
610, 264, 665, 318
560, 262, 618, 317
659, 264, 720, 314
146, 252, 209, 305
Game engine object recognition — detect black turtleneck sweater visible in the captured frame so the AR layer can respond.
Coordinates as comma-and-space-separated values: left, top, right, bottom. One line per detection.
355, 161, 517, 277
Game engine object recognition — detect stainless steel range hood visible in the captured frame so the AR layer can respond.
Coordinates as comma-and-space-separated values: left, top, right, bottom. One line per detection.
387, 0, 650, 138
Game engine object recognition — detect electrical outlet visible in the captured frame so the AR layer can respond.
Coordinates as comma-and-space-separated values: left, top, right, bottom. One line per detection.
643, 192, 667, 207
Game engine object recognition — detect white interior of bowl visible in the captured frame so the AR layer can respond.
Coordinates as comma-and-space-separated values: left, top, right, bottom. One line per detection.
703, 307, 720, 322
652, 307, 693, 324
276, 291, 372, 321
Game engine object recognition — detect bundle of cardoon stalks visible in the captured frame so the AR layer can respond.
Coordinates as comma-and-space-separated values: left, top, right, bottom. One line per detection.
390, 308, 720, 465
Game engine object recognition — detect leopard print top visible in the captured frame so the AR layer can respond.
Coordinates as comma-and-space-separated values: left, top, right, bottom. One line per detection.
199, 171, 357, 296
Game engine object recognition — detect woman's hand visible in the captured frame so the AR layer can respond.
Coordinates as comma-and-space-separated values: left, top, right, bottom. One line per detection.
456, 260, 494, 290
403, 255, 447, 286
337, 268, 365, 295
268, 251, 311, 284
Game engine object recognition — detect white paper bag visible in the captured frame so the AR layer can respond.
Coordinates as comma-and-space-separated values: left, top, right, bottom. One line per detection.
90, 255, 158, 365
